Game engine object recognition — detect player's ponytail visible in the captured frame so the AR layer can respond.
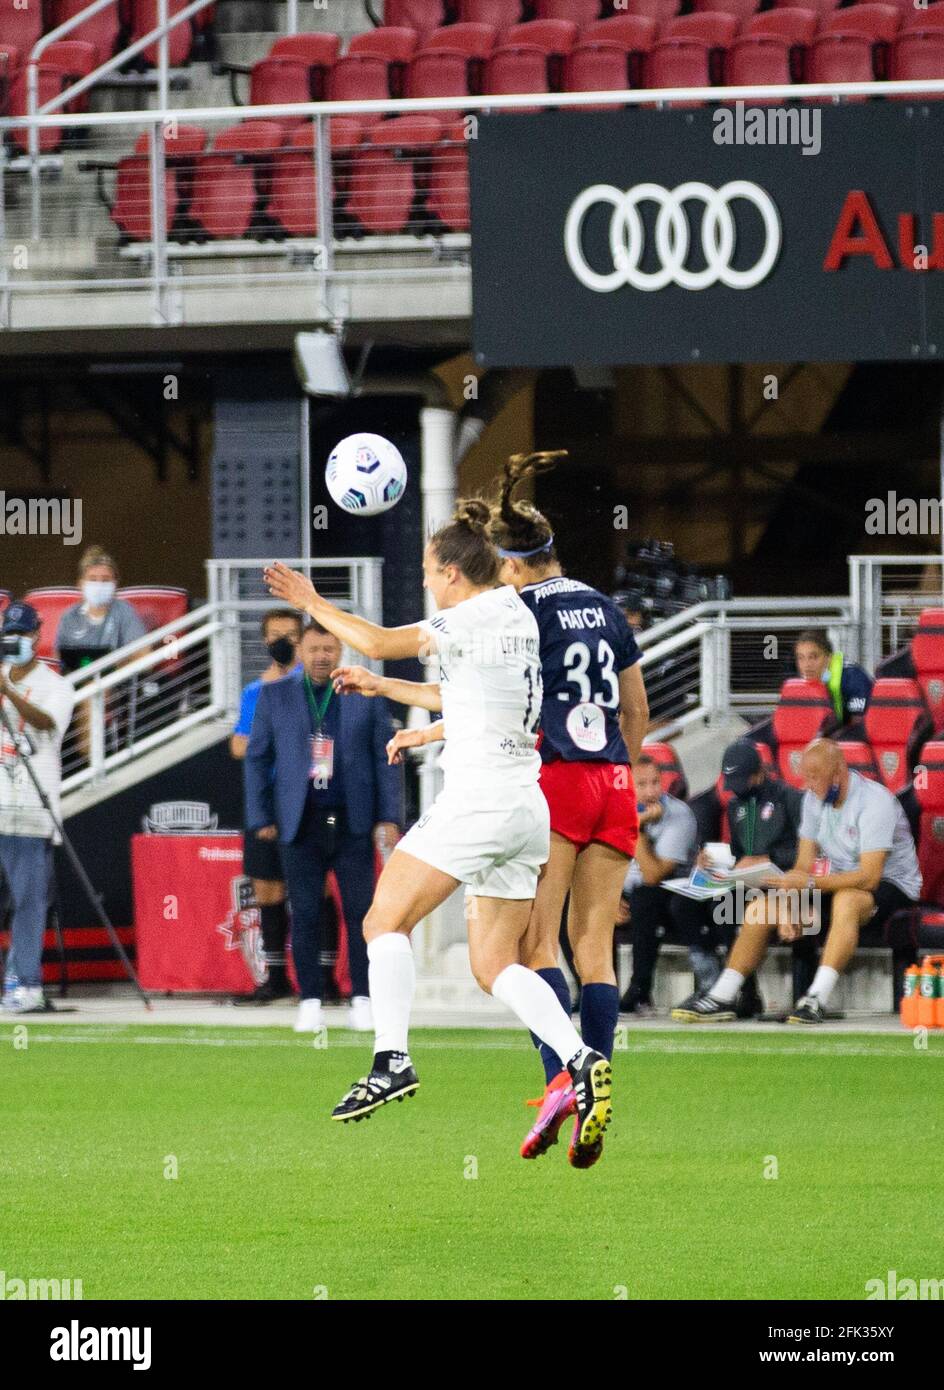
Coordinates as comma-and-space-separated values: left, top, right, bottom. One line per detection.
429, 497, 501, 587
489, 451, 567, 565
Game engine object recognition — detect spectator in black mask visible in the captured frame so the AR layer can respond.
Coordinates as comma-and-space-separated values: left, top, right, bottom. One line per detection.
229, 609, 302, 1004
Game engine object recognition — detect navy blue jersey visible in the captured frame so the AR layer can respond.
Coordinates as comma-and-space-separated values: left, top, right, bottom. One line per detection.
519, 577, 642, 764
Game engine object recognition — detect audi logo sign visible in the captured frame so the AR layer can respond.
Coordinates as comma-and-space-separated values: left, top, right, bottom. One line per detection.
469, 106, 944, 367
563, 181, 782, 293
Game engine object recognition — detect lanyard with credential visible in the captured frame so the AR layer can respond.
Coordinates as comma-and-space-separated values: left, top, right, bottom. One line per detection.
743, 798, 757, 856
303, 676, 333, 733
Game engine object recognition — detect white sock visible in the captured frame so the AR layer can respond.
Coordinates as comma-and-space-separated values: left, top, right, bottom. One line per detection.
807, 965, 839, 1007
367, 934, 414, 1055
492, 964, 587, 1068
710, 968, 745, 1004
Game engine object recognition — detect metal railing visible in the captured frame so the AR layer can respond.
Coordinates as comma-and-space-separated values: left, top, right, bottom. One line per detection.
636, 596, 856, 736
4, 77, 944, 330
59, 556, 384, 795
25, 0, 218, 240
849, 554, 944, 674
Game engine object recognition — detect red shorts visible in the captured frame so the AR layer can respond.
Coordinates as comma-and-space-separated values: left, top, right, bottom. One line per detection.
538, 759, 639, 858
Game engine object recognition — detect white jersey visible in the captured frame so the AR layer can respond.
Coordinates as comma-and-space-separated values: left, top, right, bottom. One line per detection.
419, 586, 542, 793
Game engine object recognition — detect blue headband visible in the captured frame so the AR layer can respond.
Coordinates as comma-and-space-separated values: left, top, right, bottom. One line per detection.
497, 536, 555, 560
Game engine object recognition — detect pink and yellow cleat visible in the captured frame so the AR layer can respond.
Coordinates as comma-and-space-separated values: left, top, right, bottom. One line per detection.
520, 1070, 576, 1160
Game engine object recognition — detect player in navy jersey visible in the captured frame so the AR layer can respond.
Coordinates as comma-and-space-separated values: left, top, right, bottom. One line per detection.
488, 453, 649, 1168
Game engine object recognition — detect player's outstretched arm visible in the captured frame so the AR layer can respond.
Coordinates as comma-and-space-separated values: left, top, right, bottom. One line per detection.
264, 562, 428, 662
332, 665, 443, 712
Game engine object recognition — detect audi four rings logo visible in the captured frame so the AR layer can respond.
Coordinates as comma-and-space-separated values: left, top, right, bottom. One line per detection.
564, 181, 782, 293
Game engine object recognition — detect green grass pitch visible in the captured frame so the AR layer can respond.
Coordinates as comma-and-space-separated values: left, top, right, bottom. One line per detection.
2, 1024, 942, 1301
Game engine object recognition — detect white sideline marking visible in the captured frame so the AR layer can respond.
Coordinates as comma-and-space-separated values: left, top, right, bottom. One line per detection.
1, 1028, 939, 1059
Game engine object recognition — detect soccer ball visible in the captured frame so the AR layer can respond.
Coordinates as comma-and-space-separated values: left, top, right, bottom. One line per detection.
325, 433, 407, 517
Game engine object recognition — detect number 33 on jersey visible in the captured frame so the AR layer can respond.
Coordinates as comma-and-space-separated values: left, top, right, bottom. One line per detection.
519, 577, 642, 763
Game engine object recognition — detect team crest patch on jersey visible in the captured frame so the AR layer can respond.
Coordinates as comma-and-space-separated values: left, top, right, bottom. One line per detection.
565, 702, 607, 753
761, 801, 774, 820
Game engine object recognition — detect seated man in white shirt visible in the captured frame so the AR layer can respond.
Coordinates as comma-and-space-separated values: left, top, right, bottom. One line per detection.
0, 601, 76, 1014
673, 739, 921, 1025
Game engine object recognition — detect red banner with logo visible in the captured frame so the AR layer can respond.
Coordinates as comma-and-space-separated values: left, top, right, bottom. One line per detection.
131, 835, 353, 995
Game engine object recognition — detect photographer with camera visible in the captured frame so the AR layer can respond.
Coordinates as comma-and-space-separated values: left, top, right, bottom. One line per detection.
0, 602, 75, 1014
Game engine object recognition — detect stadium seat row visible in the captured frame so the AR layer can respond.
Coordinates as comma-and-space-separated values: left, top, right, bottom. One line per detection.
96, 115, 469, 242
0, 585, 190, 659
383, 0, 944, 27
0, 0, 207, 73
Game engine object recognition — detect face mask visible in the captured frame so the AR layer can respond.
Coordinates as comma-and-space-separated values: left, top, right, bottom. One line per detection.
83, 580, 116, 608
266, 636, 296, 667
823, 783, 841, 806
4, 635, 35, 664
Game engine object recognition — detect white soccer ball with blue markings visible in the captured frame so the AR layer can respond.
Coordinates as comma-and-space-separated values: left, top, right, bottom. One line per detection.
325, 433, 407, 517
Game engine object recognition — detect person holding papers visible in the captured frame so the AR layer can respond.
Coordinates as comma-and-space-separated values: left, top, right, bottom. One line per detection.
673, 739, 920, 1025
680, 740, 804, 1014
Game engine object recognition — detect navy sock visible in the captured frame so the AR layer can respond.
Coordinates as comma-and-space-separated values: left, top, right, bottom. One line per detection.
580, 983, 620, 1060
529, 967, 572, 1084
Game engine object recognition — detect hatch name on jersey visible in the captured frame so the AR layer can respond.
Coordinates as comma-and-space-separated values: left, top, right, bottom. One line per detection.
556, 606, 607, 632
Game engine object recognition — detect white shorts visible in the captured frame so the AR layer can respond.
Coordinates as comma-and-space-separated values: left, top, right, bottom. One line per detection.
397, 783, 550, 900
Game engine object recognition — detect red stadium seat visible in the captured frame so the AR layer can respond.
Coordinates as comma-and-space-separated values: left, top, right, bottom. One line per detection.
755, 741, 777, 777
348, 26, 419, 74
582, 15, 658, 53
347, 114, 442, 234
534, 0, 602, 22
0, 0, 42, 56
269, 33, 341, 67
911, 609, 944, 728
423, 22, 498, 56
457, 0, 523, 25
864, 678, 932, 793
42, 39, 99, 113
890, 28, 944, 94
110, 155, 179, 240
772, 678, 835, 787
746, 7, 818, 45
642, 741, 688, 798
384, 0, 448, 35
8, 64, 68, 152
914, 740, 944, 904
249, 58, 315, 126
264, 122, 362, 235
645, 37, 712, 106
131, 123, 207, 156
427, 117, 470, 230
823, 4, 900, 45
24, 588, 82, 660
328, 51, 395, 103
724, 33, 794, 94
50, 0, 120, 60
405, 47, 473, 101
902, 5, 944, 27
836, 741, 881, 781
807, 31, 875, 95
564, 40, 636, 104
189, 121, 285, 240
483, 42, 550, 108
504, 19, 579, 56
117, 586, 188, 633
666, 13, 738, 81
691, 0, 760, 22
667, 12, 739, 44
131, 0, 192, 67
266, 125, 320, 235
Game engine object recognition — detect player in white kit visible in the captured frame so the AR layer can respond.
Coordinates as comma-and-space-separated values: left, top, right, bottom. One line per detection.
265, 501, 612, 1154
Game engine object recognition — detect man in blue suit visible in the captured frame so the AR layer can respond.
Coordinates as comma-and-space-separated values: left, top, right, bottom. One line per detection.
245, 621, 402, 1035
